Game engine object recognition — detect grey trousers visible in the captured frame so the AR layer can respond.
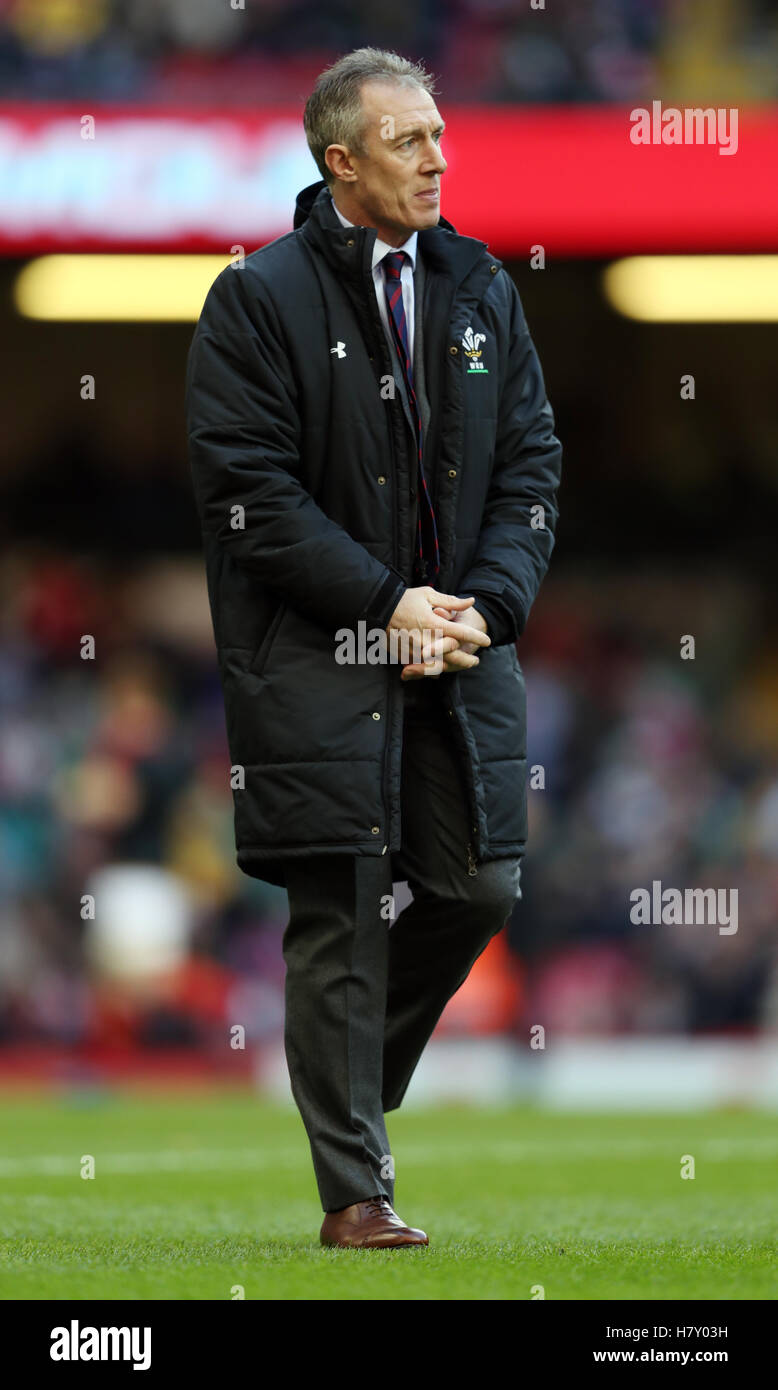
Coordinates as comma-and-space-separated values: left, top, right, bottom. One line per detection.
282, 676, 523, 1213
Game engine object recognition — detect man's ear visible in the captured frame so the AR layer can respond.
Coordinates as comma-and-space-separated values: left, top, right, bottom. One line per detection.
326, 145, 357, 183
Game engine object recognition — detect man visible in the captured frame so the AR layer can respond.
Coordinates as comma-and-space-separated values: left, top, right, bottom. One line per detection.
185, 47, 562, 1248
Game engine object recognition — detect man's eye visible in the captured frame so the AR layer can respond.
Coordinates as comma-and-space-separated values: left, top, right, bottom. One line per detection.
398, 132, 441, 150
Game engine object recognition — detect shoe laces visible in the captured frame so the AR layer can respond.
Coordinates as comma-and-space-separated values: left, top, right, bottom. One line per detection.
364, 1195, 391, 1215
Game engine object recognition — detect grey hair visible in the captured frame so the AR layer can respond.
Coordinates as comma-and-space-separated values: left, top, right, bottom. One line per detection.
303, 47, 438, 187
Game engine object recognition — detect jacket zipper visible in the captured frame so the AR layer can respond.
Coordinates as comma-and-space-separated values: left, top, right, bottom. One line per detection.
440, 331, 482, 878
357, 229, 492, 863
359, 225, 401, 854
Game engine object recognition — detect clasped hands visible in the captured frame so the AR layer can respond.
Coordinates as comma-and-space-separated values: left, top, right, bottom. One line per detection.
385, 587, 490, 681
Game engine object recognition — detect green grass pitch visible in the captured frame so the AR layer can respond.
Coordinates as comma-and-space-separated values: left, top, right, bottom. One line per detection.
0, 1090, 775, 1300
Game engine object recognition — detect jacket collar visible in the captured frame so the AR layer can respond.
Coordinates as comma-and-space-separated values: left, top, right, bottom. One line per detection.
329, 190, 419, 272
294, 180, 497, 290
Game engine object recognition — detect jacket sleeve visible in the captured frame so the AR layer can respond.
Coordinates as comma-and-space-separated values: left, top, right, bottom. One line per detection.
466, 592, 516, 647
185, 263, 405, 635
458, 273, 562, 646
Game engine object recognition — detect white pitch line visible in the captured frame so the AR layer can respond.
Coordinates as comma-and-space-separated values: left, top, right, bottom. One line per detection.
1, 1136, 777, 1178
0, 1148, 304, 1178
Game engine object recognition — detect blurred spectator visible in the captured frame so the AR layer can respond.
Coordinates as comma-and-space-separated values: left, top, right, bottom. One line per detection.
1, 545, 777, 1051
0, 0, 775, 104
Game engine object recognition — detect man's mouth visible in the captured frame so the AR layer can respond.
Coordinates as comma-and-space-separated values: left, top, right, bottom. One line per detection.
415, 190, 439, 200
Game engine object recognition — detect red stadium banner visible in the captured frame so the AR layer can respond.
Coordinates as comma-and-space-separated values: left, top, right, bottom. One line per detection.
0, 103, 776, 256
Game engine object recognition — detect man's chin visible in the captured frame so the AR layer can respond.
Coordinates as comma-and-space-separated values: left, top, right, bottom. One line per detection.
408, 200, 441, 229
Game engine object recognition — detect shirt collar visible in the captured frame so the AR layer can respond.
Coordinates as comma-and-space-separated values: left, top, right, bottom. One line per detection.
330, 191, 417, 271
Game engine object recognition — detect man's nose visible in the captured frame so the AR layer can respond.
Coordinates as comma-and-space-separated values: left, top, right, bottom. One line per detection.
423, 142, 447, 174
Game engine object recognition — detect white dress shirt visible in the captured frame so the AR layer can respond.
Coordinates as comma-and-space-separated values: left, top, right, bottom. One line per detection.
330, 192, 418, 359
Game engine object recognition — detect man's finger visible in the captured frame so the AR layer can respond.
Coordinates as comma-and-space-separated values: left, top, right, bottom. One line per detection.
427, 591, 475, 611
439, 649, 480, 671
415, 630, 488, 662
444, 622, 490, 648
420, 634, 461, 661
401, 663, 443, 679
423, 617, 489, 648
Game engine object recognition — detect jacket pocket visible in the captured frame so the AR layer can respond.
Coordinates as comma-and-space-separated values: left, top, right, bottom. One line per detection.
248, 603, 286, 677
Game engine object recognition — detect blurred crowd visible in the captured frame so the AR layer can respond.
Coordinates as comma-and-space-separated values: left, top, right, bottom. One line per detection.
0, 0, 776, 104
1, 546, 777, 1052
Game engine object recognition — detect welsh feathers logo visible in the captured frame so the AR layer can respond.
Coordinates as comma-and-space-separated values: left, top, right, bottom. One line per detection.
462, 326, 488, 373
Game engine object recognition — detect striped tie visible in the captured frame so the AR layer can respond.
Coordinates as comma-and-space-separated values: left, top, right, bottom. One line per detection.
382, 251, 440, 587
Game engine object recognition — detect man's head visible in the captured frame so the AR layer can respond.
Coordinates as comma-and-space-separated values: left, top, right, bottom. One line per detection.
303, 47, 447, 247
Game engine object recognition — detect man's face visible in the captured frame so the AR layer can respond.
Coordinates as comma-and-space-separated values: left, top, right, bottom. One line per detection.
327, 81, 447, 245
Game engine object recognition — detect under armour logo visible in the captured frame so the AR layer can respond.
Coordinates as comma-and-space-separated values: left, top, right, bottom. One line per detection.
330, 341, 347, 358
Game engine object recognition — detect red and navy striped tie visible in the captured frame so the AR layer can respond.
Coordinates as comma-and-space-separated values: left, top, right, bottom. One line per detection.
382, 251, 440, 587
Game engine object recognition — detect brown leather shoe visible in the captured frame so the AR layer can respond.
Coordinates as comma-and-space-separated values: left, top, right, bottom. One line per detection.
320, 1195, 429, 1248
